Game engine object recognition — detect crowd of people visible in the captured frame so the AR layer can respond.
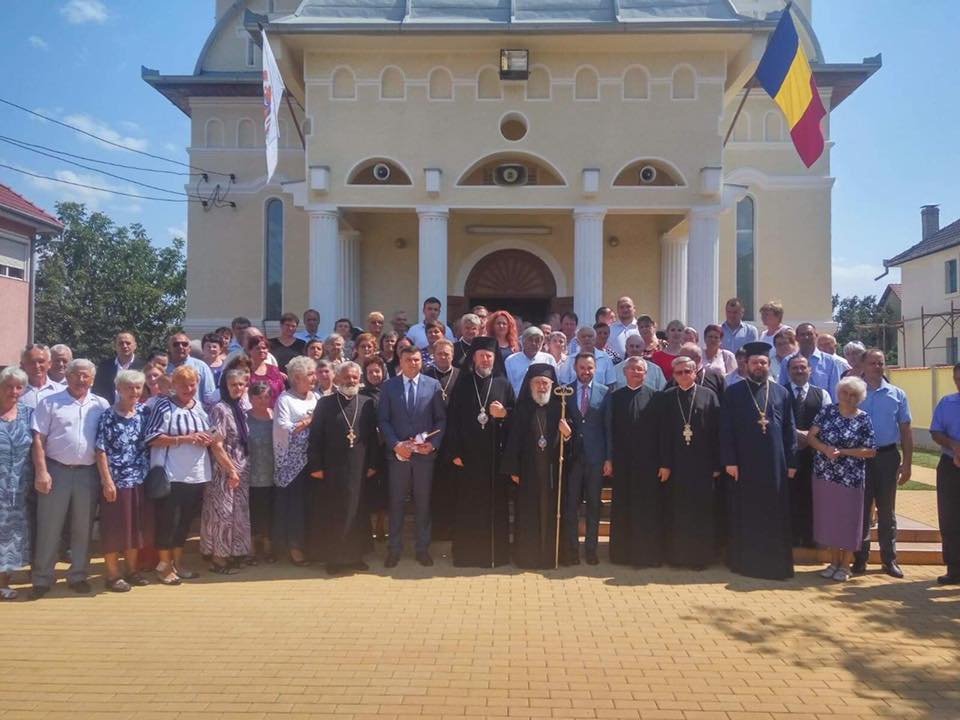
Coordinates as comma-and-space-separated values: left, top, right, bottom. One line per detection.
1, 293, 957, 602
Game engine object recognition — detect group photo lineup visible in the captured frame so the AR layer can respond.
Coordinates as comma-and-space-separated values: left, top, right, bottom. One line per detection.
0, 1, 957, 719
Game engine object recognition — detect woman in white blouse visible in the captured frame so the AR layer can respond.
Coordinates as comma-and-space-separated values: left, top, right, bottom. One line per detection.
702, 324, 736, 375
272, 356, 317, 566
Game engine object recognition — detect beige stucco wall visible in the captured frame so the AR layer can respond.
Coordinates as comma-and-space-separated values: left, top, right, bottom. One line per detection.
898, 248, 960, 368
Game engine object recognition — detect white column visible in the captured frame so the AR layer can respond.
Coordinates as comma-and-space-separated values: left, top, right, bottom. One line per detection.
308, 206, 341, 334
338, 229, 360, 323
686, 206, 721, 333
573, 207, 606, 325
417, 207, 449, 322
660, 231, 688, 324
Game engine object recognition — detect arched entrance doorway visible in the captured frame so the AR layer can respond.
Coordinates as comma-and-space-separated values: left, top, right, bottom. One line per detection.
453, 248, 569, 325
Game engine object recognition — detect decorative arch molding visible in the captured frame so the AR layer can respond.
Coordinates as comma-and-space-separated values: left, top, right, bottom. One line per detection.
574, 65, 600, 100
453, 240, 569, 296
345, 156, 414, 186
380, 65, 405, 100
204, 117, 225, 148
611, 157, 687, 187
428, 66, 454, 100
622, 65, 650, 100
763, 111, 784, 142
671, 63, 697, 100
476, 65, 502, 100
526, 65, 551, 100
331, 65, 356, 99
456, 151, 568, 187
731, 110, 751, 142
237, 117, 256, 148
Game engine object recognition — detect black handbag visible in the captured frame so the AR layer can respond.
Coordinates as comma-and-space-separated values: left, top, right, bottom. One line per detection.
145, 415, 172, 500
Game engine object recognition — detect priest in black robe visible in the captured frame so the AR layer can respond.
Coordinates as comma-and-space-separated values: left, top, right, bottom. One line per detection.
447, 337, 515, 567
606, 356, 661, 567
424, 339, 461, 541
308, 361, 379, 575
501, 364, 572, 569
720, 342, 797, 580
659, 355, 721, 569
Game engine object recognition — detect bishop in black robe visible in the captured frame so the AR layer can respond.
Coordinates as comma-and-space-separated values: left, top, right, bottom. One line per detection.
501, 364, 567, 569
659, 381, 721, 568
720, 343, 797, 580
606, 378, 661, 567
447, 338, 515, 567
308, 382, 379, 573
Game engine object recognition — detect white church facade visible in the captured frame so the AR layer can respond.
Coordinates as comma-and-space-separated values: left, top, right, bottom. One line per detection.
144, 0, 879, 335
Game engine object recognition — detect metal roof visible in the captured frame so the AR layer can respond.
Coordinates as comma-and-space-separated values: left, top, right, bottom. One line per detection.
885, 218, 960, 268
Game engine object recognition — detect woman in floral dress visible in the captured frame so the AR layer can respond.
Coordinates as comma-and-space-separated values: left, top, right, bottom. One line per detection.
807, 375, 877, 582
0, 367, 33, 600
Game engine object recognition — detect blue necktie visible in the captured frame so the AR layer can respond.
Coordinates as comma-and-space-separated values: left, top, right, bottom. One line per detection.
406, 378, 415, 410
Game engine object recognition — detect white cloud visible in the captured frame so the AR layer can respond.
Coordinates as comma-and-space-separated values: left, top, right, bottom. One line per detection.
63, 113, 149, 153
60, 0, 108, 24
28, 35, 49, 50
167, 224, 187, 241
832, 258, 900, 300
23, 167, 141, 212
163, 142, 182, 154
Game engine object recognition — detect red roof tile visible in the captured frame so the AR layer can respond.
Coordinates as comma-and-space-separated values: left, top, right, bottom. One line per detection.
0, 184, 63, 231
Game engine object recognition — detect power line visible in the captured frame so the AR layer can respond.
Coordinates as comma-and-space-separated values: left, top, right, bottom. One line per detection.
0, 134, 195, 176
0, 96, 233, 178
0, 163, 201, 203
0, 136, 192, 198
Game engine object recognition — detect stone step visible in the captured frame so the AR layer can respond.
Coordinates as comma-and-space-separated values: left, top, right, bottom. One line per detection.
793, 543, 944, 566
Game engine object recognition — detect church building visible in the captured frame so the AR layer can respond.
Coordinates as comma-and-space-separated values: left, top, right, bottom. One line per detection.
144, 0, 879, 336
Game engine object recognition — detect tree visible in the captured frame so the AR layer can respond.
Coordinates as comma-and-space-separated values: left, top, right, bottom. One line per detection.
34, 202, 186, 360
832, 293, 897, 364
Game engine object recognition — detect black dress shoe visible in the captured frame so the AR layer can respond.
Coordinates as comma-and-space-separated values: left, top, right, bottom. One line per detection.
384, 552, 400, 568
29, 585, 50, 601
326, 563, 343, 575
352, 561, 370, 572
559, 556, 580, 567
585, 551, 599, 565
851, 561, 867, 575
68, 580, 91, 594
883, 561, 904, 579
416, 552, 434, 567
937, 573, 960, 585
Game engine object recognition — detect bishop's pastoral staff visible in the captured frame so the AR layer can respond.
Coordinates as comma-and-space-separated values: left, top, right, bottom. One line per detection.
721, 341, 797, 580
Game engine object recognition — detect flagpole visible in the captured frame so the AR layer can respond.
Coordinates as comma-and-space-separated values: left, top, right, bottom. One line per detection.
285, 93, 306, 150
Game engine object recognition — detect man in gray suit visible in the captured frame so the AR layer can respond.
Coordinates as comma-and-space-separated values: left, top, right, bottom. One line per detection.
378, 345, 447, 568
561, 352, 611, 566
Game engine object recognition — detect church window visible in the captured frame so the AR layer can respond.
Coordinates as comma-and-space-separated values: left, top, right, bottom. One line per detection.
264, 199, 284, 321
736, 196, 756, 320
946, 259, 958, 294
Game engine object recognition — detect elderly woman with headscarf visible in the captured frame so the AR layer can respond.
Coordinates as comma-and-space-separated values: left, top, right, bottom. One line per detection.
95, 369, 151, 592
0, 367, 33, 599
200, 368, 252, 574
273, 356, 318, 566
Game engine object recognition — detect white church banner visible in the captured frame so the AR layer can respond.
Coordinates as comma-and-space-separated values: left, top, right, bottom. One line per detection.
261, 30, 285, 182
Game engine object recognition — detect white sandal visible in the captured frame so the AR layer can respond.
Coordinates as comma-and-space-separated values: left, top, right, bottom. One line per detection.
820, 564, 838, 578
0, 587, 18, 600
832, 567, 851, 582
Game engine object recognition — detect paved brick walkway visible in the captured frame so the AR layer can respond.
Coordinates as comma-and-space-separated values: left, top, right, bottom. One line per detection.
1, 543, 957, 720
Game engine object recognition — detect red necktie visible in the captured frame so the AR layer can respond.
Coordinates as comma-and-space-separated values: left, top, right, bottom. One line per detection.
580, 384, 590, 416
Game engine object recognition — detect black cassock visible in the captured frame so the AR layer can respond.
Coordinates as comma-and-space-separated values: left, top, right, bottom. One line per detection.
720, 379, 797, 580
447, 373, 515, 567
307, 392, 378, 565
425, 365, 461, 541
659, 385, 721, 568
606, 385, 661, 567
502, 399, 566, 569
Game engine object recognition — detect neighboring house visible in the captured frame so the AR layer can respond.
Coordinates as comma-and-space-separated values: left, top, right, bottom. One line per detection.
0, 185, 63, 367
884, 206, 960, 367
144, 0, 879, 337
877, 283, 902, 363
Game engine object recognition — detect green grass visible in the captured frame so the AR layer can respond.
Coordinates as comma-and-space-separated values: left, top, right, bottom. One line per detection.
912, 448, 942, 470
900, 480, 935, 491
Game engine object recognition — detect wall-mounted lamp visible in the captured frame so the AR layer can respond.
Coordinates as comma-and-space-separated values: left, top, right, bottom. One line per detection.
608, 236, 620, 247
500, 49, 529, 80
394, 237, 407, 249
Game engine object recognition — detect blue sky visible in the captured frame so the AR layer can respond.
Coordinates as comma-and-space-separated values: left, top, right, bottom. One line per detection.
0, 0, 953, 301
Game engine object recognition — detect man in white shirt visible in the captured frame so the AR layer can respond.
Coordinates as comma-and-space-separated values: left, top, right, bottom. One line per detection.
30, 359, 110, 599
294, 308, 323, 344
505, 326, 557, 395
48, 344, 73, 384
558, 326, 616, 386
613, 334, 666, 390
20, 344, 63, 410
405, 296, 456, 349
608, 296, 641, 358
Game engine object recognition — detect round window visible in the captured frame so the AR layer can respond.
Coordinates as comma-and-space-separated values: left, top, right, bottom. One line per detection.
500, 113, 528, 141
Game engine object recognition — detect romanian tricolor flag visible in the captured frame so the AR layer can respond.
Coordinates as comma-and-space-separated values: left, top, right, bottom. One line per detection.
755, 8, 826, 168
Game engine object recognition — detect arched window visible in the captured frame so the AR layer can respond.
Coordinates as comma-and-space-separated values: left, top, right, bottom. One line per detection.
237, 118, 255, 148
204, 118, 225, 148
477, 67, 501, 99
622, 66, 649, 100
526, 66, 550, 100
736, 196, 756, 320
763, 111, 784, 142
672, 65, 696, 100
574, 67, 599, 100
332, 66, 356, 99
428, 67, 453, 100
380, 66, 405, 100
264, 199, 283, 321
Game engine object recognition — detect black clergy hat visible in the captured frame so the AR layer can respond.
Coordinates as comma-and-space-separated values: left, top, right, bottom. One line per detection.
469, 336, 498, 354
742, 341, 773, 358
524, 363, 557, 383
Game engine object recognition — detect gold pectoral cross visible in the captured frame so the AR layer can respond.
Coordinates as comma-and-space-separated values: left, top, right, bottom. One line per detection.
757, 414, 769, 434
682, 423, 693, 446
347, 429, 357, 448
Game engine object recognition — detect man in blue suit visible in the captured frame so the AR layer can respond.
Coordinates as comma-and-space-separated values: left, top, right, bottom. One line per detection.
561, 352, 612, 565
378, 344, 447, 568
